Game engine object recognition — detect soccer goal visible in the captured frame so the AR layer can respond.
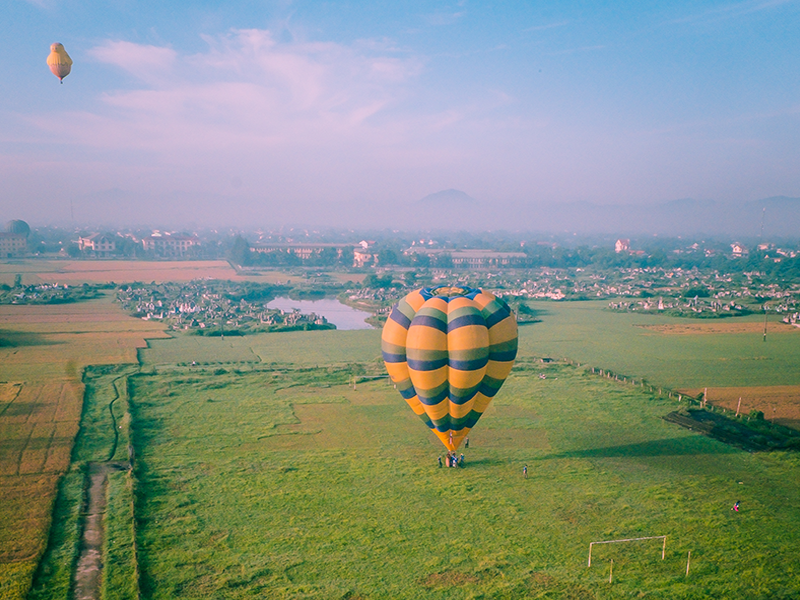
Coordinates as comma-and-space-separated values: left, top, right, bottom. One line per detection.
587, 535, 666, 567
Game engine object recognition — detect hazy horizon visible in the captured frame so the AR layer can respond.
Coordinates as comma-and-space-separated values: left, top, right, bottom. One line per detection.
3, 1, 800, 231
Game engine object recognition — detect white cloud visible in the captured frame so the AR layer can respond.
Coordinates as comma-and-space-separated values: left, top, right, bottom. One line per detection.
87, 41, 177, 83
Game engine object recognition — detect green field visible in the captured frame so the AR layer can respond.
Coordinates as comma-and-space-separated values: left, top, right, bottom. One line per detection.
19, 298, 800, 599
115, 359, 800, 599
520, 301, 800, 388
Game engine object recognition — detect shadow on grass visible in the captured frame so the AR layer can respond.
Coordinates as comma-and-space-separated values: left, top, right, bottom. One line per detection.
537, 436, 737, 460
0, 329, 62, 347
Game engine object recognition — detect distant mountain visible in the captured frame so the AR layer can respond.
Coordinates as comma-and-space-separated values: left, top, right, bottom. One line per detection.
418, 189, 479, 207
403, 189, 483, 230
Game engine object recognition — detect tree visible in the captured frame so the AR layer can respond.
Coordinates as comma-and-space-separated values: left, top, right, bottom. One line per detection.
229, 236, 251, 266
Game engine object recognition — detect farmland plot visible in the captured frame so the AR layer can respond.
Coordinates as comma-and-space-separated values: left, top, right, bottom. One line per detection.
0, 296, 166, 600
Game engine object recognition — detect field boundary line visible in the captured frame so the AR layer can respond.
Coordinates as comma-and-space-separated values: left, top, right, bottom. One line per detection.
0, 382, 23, 418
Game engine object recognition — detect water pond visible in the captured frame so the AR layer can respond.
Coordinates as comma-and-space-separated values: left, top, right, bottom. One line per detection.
266, 297, 374, 330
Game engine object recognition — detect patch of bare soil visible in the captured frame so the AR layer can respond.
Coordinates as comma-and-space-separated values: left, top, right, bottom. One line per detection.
420, 570, 481, 588
680, 386, 800, 431
637, 321, 796, 335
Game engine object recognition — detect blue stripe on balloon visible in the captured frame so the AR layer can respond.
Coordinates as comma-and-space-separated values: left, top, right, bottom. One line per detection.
410, 314, 447, 332
418, 388, 449, 405
485, 305, 511, 328
447, 314, 486, 331
449, 389, 479, 405
449, 357, 489, 371
389, 306, 412, 329
381, 351, 407, 363
489, 349, 518, 362
407, 357, 449, 371
399, 387, 417, 400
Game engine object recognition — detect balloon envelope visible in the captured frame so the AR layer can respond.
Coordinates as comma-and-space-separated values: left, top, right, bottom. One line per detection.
47, 43, 73, 82
382, 286, 518, 451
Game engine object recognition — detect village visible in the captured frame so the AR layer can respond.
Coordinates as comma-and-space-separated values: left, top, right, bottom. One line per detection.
115, 280, 336, 334
4, 219, 800, 323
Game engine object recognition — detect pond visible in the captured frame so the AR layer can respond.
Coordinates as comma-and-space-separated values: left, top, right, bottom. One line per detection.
266, 297, 374, 330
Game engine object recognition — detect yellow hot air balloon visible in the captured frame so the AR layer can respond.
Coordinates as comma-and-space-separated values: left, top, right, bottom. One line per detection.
47, 43, 73, 83
381, 286, 518, 452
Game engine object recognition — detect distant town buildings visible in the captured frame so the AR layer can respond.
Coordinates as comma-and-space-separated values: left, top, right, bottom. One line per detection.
615, 239, 630, 253
252, 242, 351, 261
404, 247, 527, 268
142, 233, 199, 257
78, 233, 116, 257
731, 242, 749, 257
353, 240, 378, 267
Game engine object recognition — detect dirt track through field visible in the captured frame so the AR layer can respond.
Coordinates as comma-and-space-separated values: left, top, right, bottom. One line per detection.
72, 462, 129, 600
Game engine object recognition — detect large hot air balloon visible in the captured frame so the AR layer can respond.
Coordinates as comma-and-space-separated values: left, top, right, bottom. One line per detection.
47, 43, 72, 83
382, 286, 518, 452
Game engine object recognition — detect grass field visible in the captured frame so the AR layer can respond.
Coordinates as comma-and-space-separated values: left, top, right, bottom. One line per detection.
0, 296, 166, 600
520, 301, 800, 389
122, 358, 800, 599
141, 329, 382, 367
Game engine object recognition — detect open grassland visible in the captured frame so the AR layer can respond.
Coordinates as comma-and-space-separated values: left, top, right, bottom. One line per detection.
124, 358, 800, 599
0, 259, 365, 286
521, 301, 800, 389
0, 297, 166, 600
142, 329, 382, 367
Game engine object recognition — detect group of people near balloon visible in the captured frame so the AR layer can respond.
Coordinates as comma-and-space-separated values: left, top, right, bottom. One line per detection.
439, 452, 465, 468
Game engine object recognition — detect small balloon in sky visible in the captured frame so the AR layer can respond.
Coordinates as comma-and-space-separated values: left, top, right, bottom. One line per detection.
47, 43, 73, 83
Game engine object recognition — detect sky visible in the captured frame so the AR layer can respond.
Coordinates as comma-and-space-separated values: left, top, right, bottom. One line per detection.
2, 0, 799, 229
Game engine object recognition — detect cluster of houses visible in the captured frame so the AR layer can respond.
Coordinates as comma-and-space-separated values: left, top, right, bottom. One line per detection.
783, 313, 800, 327
607, 298, 752, 315
0, 282, 102, 305
116, 282, 330, 332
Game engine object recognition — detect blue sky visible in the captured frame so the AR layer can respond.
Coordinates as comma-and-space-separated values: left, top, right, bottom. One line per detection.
2, 0, 799, 227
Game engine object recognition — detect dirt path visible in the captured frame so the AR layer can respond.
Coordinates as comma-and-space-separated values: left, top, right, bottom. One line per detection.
72, 461, 129, 600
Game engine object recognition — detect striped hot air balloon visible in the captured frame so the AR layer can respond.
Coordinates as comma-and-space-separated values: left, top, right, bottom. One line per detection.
381, 286, 518, 452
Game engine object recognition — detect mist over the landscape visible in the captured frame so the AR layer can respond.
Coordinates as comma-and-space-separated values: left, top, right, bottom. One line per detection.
39, 189, 800, 238
3, 1, 799, 235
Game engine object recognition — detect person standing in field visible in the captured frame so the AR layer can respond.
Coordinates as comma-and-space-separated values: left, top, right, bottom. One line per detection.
523, 465, 528, 479
438, 456, 442, 468
732, 500, 740, 512
465, 437, 469, 448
